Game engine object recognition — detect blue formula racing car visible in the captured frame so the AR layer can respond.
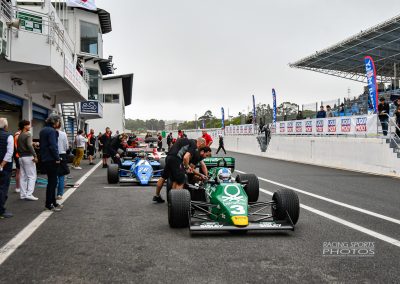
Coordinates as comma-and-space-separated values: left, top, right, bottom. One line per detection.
107, 152, 165, 185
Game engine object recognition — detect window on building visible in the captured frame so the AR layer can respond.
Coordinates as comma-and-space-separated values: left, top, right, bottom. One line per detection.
80, 21, 98, 55
87, 69, 99, 100
102, 94, 120, 104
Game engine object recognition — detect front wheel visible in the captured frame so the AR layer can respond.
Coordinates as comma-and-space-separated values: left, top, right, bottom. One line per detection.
168, 189, 191, 228
107, 164, 119, 184
236, 174, 259, 202
272, 188, 300, 225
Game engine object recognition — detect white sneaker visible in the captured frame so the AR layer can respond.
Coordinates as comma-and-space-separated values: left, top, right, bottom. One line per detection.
25, 196, 39, 201
73, 166, 82, 170
20, 196, 26, 200
15, 188, 20, 193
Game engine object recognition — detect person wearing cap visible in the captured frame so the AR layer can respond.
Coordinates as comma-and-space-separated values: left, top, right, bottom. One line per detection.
39, 114, 63, 212
378, 97, 390, 136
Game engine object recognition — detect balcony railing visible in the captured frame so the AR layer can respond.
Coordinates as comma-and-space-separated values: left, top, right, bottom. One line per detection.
0, 0, 12, 21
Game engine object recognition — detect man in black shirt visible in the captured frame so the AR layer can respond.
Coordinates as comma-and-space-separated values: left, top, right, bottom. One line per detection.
87, 129, 96, 165
153, 137, 206, 203
215, 135, 226, 154
378, 97, 390, 136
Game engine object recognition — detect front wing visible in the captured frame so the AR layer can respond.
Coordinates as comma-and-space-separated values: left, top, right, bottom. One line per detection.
190, 220, 294, 232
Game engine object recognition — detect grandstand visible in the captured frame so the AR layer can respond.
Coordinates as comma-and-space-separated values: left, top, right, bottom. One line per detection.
289, 14, 400, 119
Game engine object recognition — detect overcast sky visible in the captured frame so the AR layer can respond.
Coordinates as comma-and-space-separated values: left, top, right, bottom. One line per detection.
96, 0, 400, 121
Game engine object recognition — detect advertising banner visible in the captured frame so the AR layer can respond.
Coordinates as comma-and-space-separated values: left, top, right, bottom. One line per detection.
272, 115, 378, 136
252, 95, 256, 124
221, 107, 225, 129
64, 57, 81, 92
272, 89, 277, 123
66, 0, 97, 11
364, 56, 378, 113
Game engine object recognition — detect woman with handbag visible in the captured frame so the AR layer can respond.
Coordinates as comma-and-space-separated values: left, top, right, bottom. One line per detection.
56, 126, 69, 200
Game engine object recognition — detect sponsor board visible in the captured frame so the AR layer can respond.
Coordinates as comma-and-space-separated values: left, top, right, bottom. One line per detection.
280, 122, 285, 133
305, 120, 313, 132
295, 121, 302, 133
355, 117, 367, 132
341, 118, 351, 132
287, 122, 294, 133
316, 120, 324, 132
328, 119, 336, 133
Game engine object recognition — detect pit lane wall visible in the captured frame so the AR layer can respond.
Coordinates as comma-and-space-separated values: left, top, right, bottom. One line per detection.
180, 115, 400, 178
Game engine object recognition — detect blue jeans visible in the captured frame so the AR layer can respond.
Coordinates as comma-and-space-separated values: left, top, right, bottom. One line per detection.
57, 175, 65, 196
0, 169, 12, 215
380, 117, 389, 136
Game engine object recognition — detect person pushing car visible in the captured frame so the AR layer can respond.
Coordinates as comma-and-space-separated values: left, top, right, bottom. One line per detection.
152, 137, 206, 203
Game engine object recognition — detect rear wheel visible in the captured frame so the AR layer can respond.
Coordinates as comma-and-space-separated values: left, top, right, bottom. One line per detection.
168, 189, 191, 228
166, 178, 172, 202
107, 164, 119, 184
159, 158, 166, 170
272, 188, 300, 225
236, 174, 259, 202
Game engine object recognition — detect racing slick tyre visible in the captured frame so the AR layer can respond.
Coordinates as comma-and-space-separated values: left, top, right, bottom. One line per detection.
107, 164, 119, 184
272, 188, 300, 225
236, 174, 259, 202
159, 158, 166, 170
166, 178, 172, 202
168, 189, 191, 228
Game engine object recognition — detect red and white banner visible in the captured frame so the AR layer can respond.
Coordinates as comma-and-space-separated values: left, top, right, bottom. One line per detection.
66, 0, 97, 11
272, 115, 378, 136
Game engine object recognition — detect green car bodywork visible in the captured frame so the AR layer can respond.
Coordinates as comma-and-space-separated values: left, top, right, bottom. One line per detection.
204, 166, 249, 226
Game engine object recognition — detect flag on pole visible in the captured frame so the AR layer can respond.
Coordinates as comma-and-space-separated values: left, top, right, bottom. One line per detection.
272, 89, 277, 123
66, 0, 97, 11
252, 95, 256, 124
221, 107, 225, 129
364, 56, 378, 113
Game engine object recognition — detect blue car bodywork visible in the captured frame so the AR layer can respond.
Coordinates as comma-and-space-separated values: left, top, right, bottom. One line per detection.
119, 158, 163, 185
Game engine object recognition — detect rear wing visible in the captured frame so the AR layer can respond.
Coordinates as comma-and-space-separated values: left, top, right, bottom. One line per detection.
203, 157, 235, 171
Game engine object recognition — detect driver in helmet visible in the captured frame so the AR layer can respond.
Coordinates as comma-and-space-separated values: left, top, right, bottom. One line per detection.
216, 168, 232, 183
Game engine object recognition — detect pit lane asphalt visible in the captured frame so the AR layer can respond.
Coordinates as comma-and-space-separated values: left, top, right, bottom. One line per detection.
0, 153, 399, 283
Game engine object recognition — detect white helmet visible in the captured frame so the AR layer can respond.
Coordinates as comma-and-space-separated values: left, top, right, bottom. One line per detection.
217, 168, 232, 183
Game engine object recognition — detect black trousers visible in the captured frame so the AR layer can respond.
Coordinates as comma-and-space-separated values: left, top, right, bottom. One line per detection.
43, 161, 59, 209
216, 145, 226, 154
0, 169, 12, 215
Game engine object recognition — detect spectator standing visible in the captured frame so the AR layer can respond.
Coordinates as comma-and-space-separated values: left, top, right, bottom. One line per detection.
17, 120, 38, 201
378, 97, 390, 136
56, 126, 69, 200
39, 114, 63, 212
166, 132, 173, 151
13, 127, 21, 194
326, 105, 334, 117
97, 132, 102, 157
99, 127, 112, 168
157, 132, 163, 151
202, 130, 213, 147
339, 103, 346, 116
73, 130, 87, 169
296, 111, 305, 120
316, 106, 326, 118
87, 129, 96, 165
0, 118, 14, 218
216, 135, 226, 154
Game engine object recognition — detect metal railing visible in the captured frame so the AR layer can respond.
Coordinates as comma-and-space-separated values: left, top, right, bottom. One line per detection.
383, 114, 400, 150
0, 0, 12, 21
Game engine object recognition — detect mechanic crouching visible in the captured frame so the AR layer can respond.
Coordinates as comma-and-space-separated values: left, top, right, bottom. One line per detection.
152, 137, 207, 203
109, 133, 128, 166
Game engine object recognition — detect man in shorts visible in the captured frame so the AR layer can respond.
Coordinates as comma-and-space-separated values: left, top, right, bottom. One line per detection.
152, 137, 206, 203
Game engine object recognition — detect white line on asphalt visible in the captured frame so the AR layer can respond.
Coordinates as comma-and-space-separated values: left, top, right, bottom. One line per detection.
236, 170, 400, 225
0, 161, 102, 266
259, 188, 400, 248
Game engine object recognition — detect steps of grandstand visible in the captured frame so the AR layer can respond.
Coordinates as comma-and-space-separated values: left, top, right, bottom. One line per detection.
61, 103, 78, 144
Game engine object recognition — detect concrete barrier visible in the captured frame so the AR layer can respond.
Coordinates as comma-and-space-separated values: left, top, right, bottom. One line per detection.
208, 135, 400, 178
